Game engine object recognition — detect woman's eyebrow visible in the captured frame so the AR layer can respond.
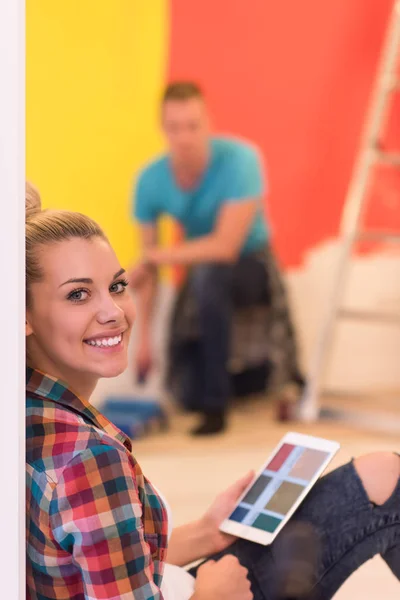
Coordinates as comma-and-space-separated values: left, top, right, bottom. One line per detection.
113, 268, 126, 280
59, 277, 93, 288
59, 269, 125, 288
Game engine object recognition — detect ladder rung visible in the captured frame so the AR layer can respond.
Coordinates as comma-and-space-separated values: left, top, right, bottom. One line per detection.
375, 149, 400, 167
356, 230, 400, 243
338, 308, 400, 325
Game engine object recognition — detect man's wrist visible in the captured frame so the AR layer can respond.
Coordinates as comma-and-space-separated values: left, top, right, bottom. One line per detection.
142, 245, 160, 269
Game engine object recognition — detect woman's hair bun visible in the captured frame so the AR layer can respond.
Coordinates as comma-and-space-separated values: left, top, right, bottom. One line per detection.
25, 181, 42, 220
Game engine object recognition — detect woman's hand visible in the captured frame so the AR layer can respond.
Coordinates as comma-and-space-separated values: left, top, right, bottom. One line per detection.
167, 472, 255, 567
192, 555, 253, 600
199, 471, 255, 555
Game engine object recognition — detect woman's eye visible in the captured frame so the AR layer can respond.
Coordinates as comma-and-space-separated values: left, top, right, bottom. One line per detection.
110, 280, 128, 294
67, 289, 89, 303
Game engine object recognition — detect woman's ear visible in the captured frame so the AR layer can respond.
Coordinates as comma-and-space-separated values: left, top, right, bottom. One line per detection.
26, 317, 34, 337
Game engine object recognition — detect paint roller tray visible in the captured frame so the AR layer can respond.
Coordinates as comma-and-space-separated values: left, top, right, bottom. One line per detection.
101, 410, 145, 440
102, 396, 169, 433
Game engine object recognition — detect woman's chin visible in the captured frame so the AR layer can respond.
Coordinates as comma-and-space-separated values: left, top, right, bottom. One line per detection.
97, 359, 128, 379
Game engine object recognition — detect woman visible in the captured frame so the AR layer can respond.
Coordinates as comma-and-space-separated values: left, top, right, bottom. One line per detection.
26, 189, 400, 600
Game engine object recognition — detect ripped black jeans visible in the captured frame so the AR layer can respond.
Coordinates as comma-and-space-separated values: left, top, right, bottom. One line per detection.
191, 460, 400, 599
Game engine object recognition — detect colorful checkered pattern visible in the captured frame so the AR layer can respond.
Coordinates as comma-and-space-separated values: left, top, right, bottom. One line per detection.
26, 368, 168, 599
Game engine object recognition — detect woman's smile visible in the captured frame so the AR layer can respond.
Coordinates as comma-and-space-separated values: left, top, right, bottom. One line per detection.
84, 328, 127, 352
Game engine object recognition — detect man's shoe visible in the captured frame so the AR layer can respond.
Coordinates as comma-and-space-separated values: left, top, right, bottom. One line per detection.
190, 413, 227, 436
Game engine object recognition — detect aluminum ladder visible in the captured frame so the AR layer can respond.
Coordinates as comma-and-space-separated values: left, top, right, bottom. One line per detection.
298, 1, 400, 434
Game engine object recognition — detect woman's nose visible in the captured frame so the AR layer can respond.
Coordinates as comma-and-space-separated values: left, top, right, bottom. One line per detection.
96, 296, 124, 324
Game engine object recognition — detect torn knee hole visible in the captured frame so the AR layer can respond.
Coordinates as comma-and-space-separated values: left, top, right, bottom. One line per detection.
354, 453, 400, 507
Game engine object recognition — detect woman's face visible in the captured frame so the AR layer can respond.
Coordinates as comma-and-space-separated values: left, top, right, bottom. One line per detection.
26, 237, 135, 393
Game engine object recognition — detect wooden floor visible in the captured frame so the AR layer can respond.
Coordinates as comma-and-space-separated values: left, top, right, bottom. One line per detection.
133, 395, 399, 599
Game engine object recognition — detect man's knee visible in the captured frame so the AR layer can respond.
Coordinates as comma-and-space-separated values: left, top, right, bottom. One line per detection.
354, 452, 400, 506
191, 263, 233, 303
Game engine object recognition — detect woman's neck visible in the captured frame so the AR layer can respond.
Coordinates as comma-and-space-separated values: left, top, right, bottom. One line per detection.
28, 357, 98, 400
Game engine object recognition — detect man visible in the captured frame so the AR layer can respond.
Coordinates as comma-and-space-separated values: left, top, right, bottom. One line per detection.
130, 81, 303, 435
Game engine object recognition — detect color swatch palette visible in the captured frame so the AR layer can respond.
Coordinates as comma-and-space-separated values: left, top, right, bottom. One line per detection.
228, 444, 329, 533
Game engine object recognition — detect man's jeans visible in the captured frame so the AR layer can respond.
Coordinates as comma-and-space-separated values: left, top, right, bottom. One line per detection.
185, 256, 270, 414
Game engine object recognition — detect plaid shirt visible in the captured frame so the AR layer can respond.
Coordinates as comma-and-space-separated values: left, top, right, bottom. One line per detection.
26, 367, 168, 600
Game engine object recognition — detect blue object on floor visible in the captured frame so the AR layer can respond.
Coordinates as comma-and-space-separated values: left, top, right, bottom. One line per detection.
101, 396, 168, 439
104, 397, 165, 419
101, 409, 144, 439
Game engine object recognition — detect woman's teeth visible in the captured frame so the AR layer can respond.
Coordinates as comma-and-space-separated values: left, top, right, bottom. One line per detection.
86, 335, 122, 347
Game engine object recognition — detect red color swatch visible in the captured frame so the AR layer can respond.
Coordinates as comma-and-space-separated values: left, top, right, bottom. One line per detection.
266, 444, 295, 472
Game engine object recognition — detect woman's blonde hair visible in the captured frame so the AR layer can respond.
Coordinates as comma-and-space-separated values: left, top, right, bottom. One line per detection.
25, 182, 107, 306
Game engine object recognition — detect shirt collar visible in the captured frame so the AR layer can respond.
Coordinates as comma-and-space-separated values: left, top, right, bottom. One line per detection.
26, 367, 132, 452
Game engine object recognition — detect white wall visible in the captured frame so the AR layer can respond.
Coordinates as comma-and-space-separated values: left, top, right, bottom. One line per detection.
0, 0, 25, 596
289, 240, 400, 393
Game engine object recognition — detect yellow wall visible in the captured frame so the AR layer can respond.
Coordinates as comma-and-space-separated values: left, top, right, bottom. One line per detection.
26, 1, 170, 267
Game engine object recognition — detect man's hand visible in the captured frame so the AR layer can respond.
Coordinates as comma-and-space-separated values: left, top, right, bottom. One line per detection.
192, 556, 253, 600
199, 471, 255, 555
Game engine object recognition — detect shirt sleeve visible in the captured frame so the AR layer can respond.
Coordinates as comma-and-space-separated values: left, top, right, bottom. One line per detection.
224, 146, 266, 202
133, 169, 160, 224
50, 444, 163, 600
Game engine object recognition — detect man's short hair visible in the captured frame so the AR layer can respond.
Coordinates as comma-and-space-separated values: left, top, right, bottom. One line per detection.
162, 81, 204, 104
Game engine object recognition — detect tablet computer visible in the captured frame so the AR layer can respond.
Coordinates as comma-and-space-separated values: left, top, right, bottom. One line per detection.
219, 432, 340, 545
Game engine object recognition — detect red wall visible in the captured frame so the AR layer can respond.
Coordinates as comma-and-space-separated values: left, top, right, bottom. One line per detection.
168, 0, 399, 267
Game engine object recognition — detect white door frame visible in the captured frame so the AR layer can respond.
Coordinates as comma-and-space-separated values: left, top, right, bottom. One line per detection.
0, 0, 25, 596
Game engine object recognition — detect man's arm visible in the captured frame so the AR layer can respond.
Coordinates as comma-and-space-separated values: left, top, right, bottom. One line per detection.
134, 223, 159, 342
145, 199, 259, 267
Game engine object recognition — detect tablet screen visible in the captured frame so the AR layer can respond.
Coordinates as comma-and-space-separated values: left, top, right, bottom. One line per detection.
228, 443, 329, 533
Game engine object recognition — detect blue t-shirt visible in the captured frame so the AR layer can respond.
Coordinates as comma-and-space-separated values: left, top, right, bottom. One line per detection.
133, 136, 269, 255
